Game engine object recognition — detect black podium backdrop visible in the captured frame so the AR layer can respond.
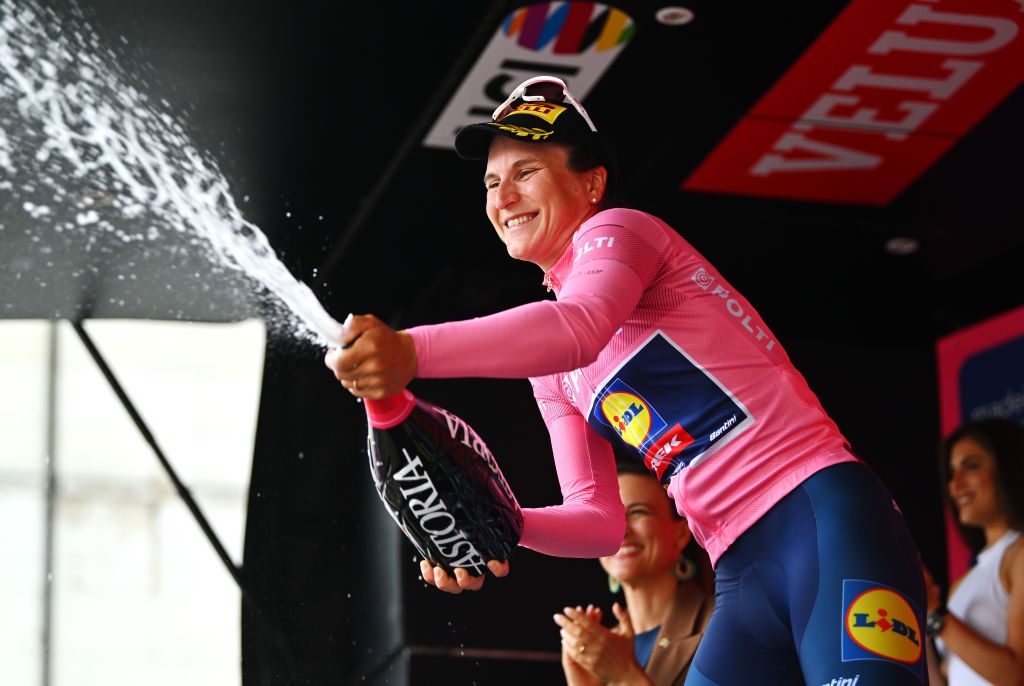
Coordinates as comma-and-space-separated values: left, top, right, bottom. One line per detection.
3, 1, 1023, 684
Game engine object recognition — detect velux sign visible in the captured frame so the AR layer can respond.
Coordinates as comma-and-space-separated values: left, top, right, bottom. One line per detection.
683, 0, 1024, 205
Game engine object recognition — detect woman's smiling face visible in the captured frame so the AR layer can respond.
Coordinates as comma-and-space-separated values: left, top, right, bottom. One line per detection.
949, 436, 1004, 528
484, 137, 599, 271
600, 473, 690, 587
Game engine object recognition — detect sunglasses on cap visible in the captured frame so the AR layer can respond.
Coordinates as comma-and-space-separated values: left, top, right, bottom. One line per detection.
491, 76, 598, 133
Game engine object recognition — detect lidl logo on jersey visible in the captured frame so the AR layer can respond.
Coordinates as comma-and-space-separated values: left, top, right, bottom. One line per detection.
588, 331, 751, 482
842, 579, 924, 679
596, 380, 666, 449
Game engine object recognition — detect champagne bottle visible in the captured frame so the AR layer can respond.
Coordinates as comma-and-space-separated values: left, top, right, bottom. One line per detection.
364, 390, 523, 577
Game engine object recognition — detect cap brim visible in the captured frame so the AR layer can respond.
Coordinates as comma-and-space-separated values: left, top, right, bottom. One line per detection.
453, 122, 504, 160
453, 118, 619, 195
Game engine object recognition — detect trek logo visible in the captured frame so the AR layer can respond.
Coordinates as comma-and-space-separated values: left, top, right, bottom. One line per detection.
504, 101, 567, 125
654, 429, 691, 458
842, 580, 923, 672
645, 424, 695, 480
691, 267, 715, 290
821, 677, 860, 686
595, 379, 667, 449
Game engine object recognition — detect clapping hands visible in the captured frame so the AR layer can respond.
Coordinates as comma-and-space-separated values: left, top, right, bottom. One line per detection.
554, 603, 653, 686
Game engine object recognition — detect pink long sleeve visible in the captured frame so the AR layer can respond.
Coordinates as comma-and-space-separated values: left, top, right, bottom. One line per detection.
517, 394, 626, 557
406, 258, 643, 379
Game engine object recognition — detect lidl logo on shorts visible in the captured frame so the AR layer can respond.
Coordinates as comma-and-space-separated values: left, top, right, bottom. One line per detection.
596, 379, 666, 449
842, 579, 924, 678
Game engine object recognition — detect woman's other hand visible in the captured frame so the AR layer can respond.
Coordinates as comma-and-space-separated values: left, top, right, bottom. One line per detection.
555, 603, 652, 686
418, 559, 509, 594
324, 314, 417, 399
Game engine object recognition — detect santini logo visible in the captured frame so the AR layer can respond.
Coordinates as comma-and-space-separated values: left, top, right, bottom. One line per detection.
821, 677, 860, 686
710, 414, 737, 441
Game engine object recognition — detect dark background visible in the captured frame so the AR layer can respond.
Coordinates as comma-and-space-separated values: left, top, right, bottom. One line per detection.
3, 1, 1023, 684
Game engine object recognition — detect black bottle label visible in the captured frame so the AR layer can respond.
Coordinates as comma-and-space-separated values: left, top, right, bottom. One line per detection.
367, 397, 523, 576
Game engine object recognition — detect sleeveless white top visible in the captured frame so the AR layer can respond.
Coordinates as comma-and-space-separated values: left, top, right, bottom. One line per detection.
938, 530, 1020, 685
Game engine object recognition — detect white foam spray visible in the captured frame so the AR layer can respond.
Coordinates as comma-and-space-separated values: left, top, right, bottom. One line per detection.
0, 1, 343, 346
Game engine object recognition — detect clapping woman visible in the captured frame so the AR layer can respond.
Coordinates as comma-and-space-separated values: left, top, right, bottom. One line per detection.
926, 419, 1024, 685
555, 460, 712, 686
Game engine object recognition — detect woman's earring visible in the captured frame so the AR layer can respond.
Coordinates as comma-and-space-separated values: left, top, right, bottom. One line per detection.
674, 556, 696, 582
608, 574, 621, 594
590, 197, 598, 204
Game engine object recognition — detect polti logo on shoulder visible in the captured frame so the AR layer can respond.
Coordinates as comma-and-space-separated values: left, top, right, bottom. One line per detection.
841, 579, 925, 679
691, 267, 715, 290
709, 282, 777, 352
574, 234, 616, 263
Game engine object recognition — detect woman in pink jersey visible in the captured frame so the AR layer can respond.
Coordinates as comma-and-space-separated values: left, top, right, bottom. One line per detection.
325, 77, 929, 685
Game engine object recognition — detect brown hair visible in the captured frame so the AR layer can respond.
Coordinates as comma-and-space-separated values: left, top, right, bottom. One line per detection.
564, 142, 616, 208
613, 455, 682, 521
940, 418, 1024, 553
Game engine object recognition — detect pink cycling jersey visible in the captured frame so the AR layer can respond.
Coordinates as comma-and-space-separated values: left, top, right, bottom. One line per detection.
407, 208, 855, 565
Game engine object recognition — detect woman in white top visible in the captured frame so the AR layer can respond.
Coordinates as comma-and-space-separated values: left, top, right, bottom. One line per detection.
926, 419, 1024, 686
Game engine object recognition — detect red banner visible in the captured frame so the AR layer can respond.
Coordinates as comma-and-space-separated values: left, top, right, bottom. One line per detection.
684, 0, 1024, 205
